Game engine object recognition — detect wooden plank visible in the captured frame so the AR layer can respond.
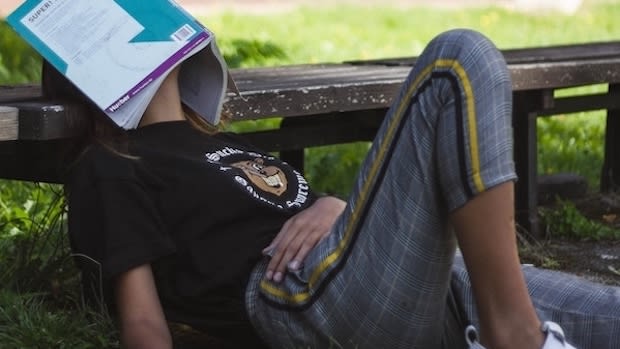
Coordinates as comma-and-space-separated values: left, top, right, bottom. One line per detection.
0, 85, 40, 104
510, 58, 620, 90
601, 83, 620, 192
347, 41, 620, 66
0, 139, 73, 183
0, 106, 18, 141
501, 41, 620, 64
231, 58, 620, 93
513, 90, 552, 237
0, 84, 40, 103
1, 44, 620, 143
539, 90, 620, 116
3, 55, 620, 136
15, 102, 86, 140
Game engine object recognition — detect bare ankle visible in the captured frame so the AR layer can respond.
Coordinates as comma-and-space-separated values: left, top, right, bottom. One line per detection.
481, 322, 544, 349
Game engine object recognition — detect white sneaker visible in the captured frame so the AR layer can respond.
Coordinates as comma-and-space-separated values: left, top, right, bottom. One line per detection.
465, 325, 486, 348
464, 321, 577, 349
541, 321, 577, 349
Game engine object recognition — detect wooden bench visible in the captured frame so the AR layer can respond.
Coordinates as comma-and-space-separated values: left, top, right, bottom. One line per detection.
1, 41, 620, 236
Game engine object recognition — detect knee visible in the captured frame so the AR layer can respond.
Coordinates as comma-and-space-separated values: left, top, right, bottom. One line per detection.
425, 28, 510, 86
426, 29, 504, 66
431, 28, 496, 52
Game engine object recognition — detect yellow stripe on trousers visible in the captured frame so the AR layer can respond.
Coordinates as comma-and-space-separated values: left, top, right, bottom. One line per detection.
260, 59, 483, 304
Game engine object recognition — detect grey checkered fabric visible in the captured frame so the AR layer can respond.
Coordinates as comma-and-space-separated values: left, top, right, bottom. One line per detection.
244, 29, 620, 348
451, 255, 620, 349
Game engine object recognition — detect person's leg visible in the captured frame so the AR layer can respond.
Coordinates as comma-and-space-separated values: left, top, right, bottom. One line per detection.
451, 182, 544, 348
246, 29, 517, 348
452, 255, 620, 348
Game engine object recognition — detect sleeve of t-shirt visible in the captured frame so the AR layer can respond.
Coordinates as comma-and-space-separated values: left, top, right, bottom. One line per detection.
67, 147, 176, 280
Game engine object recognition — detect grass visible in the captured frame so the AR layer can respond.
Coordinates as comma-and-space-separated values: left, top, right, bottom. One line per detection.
204, 1, 620, 65
0, 290, 119, 349
540, 198, 620, 240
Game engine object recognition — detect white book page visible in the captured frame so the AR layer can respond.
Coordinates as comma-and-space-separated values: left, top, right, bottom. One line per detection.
20, 0, 186, 111
104, 42, 208, 129
21, 1, 145, 106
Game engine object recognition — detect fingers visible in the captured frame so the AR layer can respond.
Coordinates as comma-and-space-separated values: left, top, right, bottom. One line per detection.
264, 218, 330, 283
263, 195, 345, 283
264, 219, 298, 281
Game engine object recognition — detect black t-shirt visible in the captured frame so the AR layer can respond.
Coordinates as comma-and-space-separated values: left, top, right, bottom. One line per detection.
67, 120, 317, 343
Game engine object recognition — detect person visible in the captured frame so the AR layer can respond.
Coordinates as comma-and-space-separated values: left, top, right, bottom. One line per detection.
44, 28, 620, 349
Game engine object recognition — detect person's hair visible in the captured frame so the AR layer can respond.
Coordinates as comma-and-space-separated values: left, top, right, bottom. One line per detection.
41, 60, 231, 169
42, 60, 130, 159
183, 103, 232, 135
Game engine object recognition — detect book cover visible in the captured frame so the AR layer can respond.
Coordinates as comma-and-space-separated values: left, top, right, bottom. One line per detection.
7, 0, 229, 128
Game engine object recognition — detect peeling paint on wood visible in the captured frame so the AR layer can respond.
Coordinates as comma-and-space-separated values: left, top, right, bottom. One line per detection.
0, 106, 18, 141
2, 56, 620, 137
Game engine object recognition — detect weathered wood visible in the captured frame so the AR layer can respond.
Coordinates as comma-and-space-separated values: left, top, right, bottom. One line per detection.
601, 83, 620, 192
0, 139, 73, 183
502, 41, 620, 64
0, 107, 18, 141
0, 84, 40, 102
513, 90, 552, 237
351, 41, 620, 66
509, 58, 620, 91
540, 90, 620, 116
0, 41, 620, 141
3, 47, 620, 140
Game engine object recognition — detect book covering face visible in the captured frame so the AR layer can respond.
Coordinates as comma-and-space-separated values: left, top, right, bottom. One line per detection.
8, 0, 234, 129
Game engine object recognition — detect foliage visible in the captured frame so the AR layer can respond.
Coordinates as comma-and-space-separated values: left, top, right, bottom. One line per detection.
0, 290, 119, 349
0, 182, 70, 292
305, 143, 370, 197
0, 181, 120, 347
537, 112, 606, 188
0, 21, 286, 84
219, 38, 287, 68
540, 199, 620, 240
537, 84, 609, 188
0, 20, 41, 84
202, 2, 620, 64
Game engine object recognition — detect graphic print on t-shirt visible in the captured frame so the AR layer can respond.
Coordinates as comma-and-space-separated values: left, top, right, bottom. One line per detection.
231, 158, 287, 196
204, 146, 310, 211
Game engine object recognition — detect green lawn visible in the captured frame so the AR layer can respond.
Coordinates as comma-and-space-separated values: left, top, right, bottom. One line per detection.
204, 1, 620, 65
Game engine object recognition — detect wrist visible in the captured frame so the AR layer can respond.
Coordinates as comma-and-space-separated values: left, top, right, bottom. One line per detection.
317, 192, 347, 201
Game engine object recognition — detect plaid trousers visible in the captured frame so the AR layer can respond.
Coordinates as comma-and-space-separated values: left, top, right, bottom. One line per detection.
245, 29, 620, 348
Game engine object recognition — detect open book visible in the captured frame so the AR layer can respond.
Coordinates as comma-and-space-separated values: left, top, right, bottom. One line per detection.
7, 0, 230, 129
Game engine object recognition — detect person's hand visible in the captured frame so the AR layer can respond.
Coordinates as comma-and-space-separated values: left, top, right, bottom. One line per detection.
263, 196, 346, 283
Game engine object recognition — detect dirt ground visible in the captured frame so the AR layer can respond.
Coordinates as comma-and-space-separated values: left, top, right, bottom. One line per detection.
521, 192, 620, 286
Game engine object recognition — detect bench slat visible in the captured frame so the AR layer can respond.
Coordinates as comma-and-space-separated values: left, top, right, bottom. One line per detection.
3, 56, 620, 140
349, 41, 620, 66
0, 107, 18, 141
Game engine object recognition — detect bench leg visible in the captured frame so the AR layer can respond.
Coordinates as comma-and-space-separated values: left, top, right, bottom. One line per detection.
280, 148, 305, 174
513, 91, 548, 238
279, 115, 305, 173
601, 83, 620, 192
